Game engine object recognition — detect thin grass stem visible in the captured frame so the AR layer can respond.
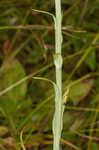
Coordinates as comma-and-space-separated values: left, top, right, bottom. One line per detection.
53, 0, 63, 149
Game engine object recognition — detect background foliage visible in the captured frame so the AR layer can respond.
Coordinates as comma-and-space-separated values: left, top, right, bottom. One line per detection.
0, 0, 99, 149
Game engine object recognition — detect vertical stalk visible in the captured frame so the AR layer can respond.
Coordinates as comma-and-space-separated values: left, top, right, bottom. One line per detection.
53, 0, 63, 150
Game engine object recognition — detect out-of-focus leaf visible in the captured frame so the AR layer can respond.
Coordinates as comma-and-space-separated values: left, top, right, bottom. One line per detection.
0, 126, 8, 136
63, 111, 83, 131
0, 59, 27, 114
0, 59, 27, 101
90, 142, 99, 150
62, 0, 76, 4
0, 97, 16, 115
69, 79, 94, 105
85, 48, 96, 71
83, 23, 99, 32
94, 78, 99, 93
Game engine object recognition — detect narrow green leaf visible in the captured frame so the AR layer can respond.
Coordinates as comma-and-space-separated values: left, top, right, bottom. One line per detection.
85, 48, 96, 71
32, 9, 56, 23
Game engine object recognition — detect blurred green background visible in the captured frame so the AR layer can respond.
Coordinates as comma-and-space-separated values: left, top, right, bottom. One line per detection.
0, 0, 99, 149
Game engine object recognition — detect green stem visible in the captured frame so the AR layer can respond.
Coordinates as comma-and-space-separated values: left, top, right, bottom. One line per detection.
53, 0, 63, 150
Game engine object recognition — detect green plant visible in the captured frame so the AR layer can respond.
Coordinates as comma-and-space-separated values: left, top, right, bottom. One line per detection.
0, 0, 99, 149
32, 0, 65, 149
52, 0, 63, 150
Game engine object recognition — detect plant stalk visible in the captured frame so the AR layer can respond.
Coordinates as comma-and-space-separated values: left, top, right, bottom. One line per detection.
53, 0, 63, 149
